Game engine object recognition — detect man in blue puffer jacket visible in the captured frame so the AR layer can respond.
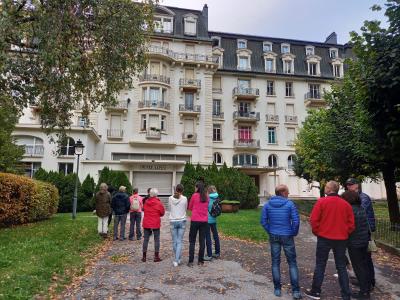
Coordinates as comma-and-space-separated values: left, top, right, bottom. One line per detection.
261, 184, 301, 299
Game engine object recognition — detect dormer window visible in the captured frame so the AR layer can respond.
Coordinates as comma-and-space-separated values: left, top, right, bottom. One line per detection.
184, 15, 197, 36
330, 48, 338, 59
237, 39, 247, 49
263, 42, 272, 52
305, 45, 315, 56
281, 43, 290, 54
211, 36, 221, 47
238, 56, 250, 70
154, 16, 173, 34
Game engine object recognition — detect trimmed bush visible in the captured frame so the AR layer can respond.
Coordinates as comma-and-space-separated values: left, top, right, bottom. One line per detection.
96, 167, 132, 194
0, 172, 59, 227
78, 175, 95, 211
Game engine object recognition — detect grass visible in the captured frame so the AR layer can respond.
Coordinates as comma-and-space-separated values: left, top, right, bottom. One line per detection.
0, 212, 104, 299
218, 209, 268, 243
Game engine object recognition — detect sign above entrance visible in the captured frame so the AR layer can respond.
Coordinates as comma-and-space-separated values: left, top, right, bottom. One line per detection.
140, 165, 167, 171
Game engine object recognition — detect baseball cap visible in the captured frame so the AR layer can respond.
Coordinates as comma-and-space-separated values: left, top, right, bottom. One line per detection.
345, 178, 359, 186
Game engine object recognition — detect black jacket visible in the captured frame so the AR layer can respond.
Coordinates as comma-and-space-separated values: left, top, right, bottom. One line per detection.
111, 192, 130, 215
348, 205, 369, 248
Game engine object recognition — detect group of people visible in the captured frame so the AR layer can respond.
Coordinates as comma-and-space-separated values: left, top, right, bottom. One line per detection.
94, 181, 221, 267
261, 178, 376, 300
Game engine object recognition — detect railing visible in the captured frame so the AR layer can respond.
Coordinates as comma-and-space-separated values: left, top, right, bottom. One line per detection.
24, 145, 44, 156
212, 88, 222, 93
285, 115, 298, 123
304, 92, 321, 99
233, 111, 260, 121
138, 101, 170, 110
233, 163, 259, 168
179, 104, 201, 113
107, 129, 124, 138
266, 114, 279, 122
179, 78, 201, 89
233, 87, 260, 97
233, 139, 260, 148
146, 129, 161, 139
106, 100, 128, 109
212, 112, 224, 119
375, 219, 400, 249
139, 74, 170, 84
147, 46, 218, 63
182, 132, 197, 141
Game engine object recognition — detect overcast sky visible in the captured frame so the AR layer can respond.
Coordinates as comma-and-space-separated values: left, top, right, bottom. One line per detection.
159, 0, 388, 44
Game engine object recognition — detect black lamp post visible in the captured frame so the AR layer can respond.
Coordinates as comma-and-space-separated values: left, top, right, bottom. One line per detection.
72, 139, 85, 219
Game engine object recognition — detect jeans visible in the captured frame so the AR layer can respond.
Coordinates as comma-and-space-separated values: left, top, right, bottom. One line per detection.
113, 214, 127, 240
269, 234, 300, 293
188, 221, 207, 263
129, 212, 142, 239
348, 246, 371, 293
170, 220, 186, 262
205, 223, 220, 257
311, 237, 351, 300
366, 252, 375, 287
97, 217, 108, 234
143, 228, 160, 253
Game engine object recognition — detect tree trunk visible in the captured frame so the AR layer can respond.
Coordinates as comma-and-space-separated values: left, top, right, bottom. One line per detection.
382, 163, 400, 224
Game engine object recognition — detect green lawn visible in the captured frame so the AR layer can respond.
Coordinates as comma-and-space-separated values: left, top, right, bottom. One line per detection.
218, 209, 268, 243
0, 213, 104, 299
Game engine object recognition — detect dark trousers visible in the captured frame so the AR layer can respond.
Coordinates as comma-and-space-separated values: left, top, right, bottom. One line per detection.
311, 237, 351, 300
108, 213, 112, 226
205, 223, 220, 257
143, 228, 160, 253
188, 221, 207, 263
129, 212, 142, 239
113, 214, 127, 240
366, 252, 375, 287
348, 246, 371, 293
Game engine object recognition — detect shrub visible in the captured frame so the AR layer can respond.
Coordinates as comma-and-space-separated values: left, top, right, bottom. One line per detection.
78, 175, 95, 211
0, 172, 59, 227
96, 167, 132, 195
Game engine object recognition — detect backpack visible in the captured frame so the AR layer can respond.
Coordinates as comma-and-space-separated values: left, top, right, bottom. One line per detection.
209, 197, 222, 218
130, 195, 140, 211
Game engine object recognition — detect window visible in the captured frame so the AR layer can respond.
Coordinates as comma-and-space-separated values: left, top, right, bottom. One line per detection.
306, 46, 314, 56
263, 42, 272, 52
238, 56, 249, 70
213, 152, 223, 164
60, 137, 75, 155
281, 43, 290, 54
286, 104, 295, 116
141, 114, 147, 131
287, 128, 296, 145
161, 115, 166, 131
268, 154, 278, 167
23, 162, 41, 178
333, 64, 341, 77
283, 60, 292, 74
213, 99, 221, 116
212, 76, 222, 92
149, 87, 160, 105
309, 84, 320, 98
154, 16, 173, 33
233, 154, 258, 166
238, 79, 250, 90
184, 17, 197, 36
78, 116, 87, 127
330, 48, 338, 59
265, 59, 274, 72
238, 102, 250, 113
185, 93, 194, 109
285, 82, 293, 97
268, 127, 277, 144
59, 163, 74, 175
267, 81, 275, 96
267, 103, 276, 114
213, 124, 222, 141
211, 36, 221, 47
288, 155, 296, 170
15, 135, 44, 156
238, 126, 252, 141
214, 54, 223, 68
309, 63, 317, 76
237, 39, 247, 49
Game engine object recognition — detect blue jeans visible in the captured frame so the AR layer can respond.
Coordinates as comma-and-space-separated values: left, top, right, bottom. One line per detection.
269, 234, 300, 293
170, 220, 186, 262
205, 223, 220, 257
311, 237, 350, 300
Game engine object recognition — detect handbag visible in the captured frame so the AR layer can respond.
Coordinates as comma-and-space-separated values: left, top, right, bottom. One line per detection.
366, 218, 378, 252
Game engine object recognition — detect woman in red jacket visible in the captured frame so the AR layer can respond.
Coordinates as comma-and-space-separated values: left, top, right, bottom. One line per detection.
142, 188, 165, 262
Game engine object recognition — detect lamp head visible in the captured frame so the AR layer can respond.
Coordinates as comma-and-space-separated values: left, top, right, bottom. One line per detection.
74, 139, 85, 155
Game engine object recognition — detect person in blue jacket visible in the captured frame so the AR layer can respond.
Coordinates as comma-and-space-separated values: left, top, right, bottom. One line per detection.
204, 185, 221, 261
261, 184, 301, 299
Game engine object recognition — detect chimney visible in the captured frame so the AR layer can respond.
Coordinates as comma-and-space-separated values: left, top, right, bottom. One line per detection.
202, 4, 208, 32
325, 32, 337, 44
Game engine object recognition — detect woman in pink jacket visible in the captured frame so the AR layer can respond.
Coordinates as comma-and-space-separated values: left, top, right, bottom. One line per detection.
187, 181, 209, 267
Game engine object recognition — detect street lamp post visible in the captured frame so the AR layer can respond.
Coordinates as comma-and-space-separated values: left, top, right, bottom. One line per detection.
72, 139, 85, 219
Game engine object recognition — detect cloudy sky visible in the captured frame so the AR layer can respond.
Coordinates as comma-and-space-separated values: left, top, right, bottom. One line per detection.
159, 0, 388, 44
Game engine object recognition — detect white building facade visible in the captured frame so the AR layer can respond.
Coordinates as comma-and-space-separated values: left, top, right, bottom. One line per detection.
12, 4, 386, 200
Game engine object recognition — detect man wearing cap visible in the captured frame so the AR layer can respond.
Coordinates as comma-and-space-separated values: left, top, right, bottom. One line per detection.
345, 178, 376, 290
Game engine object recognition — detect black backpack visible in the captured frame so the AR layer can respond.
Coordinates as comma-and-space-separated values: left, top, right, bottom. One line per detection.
209, 198, 222, 217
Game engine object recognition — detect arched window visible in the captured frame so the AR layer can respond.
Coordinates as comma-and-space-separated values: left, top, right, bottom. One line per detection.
232, 154, 258, 167
213, 152, 223, 165
60, 137, 75, 156
268, 154, 278, 167
14, 135, 44, 156
288, 154, 296, 170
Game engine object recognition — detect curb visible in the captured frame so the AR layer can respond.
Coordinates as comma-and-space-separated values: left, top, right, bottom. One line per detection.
375, 240, 400, 257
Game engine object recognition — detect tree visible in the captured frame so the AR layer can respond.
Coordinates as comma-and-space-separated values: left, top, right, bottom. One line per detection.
110, 171, 132, 195
78, 174, 95, 211
0, 0, 154, 131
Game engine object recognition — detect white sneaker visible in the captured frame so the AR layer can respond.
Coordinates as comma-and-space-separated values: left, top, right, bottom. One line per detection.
172, 261, 178, 267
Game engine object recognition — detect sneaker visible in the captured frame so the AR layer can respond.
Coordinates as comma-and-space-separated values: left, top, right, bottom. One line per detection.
212, 253, 220, 259
197, 261, 204, 266
304, 290, 320, 300
351, 292, 370, 299
172, 261, 178, 267
203, 256, 212, 261
274, 289, 282, 297
293, 291, 302, 299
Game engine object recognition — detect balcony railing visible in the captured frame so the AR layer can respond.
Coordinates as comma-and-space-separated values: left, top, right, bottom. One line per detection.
182, 132, 197, 142
232, 87, 260, 98
24, 145, 44, 156
107, 129, 124, 138
212, 88, 222, 93
139, 74, 170, 85
179, 78, 201, 90
304, 92, 326, 108
285, 115, 298, 124
106, 100, 129, 110
179, 104, 201, 113
233, 139, 260, 148
147, 46, 218, 64
212, 112, 224, 119
266, 114, 279, 123
138, 101, 170, 110
146, 129, 161, 139
304, 92, 321, 100
233, 111, 260, 121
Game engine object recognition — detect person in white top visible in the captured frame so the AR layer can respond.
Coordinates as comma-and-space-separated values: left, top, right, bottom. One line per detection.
169, 184, 188, 267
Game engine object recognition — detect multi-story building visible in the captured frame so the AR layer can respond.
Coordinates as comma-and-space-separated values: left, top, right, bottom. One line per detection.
13, 4, 386, 199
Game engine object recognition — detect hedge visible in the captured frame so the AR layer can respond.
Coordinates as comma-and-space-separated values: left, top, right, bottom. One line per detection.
0, 172, 59, 227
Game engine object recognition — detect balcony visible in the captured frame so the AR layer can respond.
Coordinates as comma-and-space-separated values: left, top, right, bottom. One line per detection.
147, 45, 175, 61
147, 46, 218, 66
179, 78, 201, 92
232, 87, 260, 100
138, 101, 170, 111
179, 104, 201, 117
212, 112, 224, 120
233, 111, 260, 123
107, 129, 124, 139
266, 114, 279, 123
23, 145, 44, 157
304, 92, 326, 108
182, 132, 197, 143
285, 115, 298, 124
105, 100, 129, 114
146, 128, 161, 140
233, 139, 260, 150
139, 74, 170, 86
212, 88, 222, 94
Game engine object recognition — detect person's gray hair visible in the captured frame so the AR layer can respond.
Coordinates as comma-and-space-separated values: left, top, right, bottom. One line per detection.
100, 183, 108, 190
119, 186, 126, 192
149, 188, 158, 197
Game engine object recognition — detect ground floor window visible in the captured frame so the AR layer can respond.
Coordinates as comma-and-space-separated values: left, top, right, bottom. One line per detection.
23, 162, 41, 178
59, 163, 74, 175
213, 152, 223, 164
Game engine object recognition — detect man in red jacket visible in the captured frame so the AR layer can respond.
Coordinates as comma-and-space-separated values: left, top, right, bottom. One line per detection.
305, 181, 355, 300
